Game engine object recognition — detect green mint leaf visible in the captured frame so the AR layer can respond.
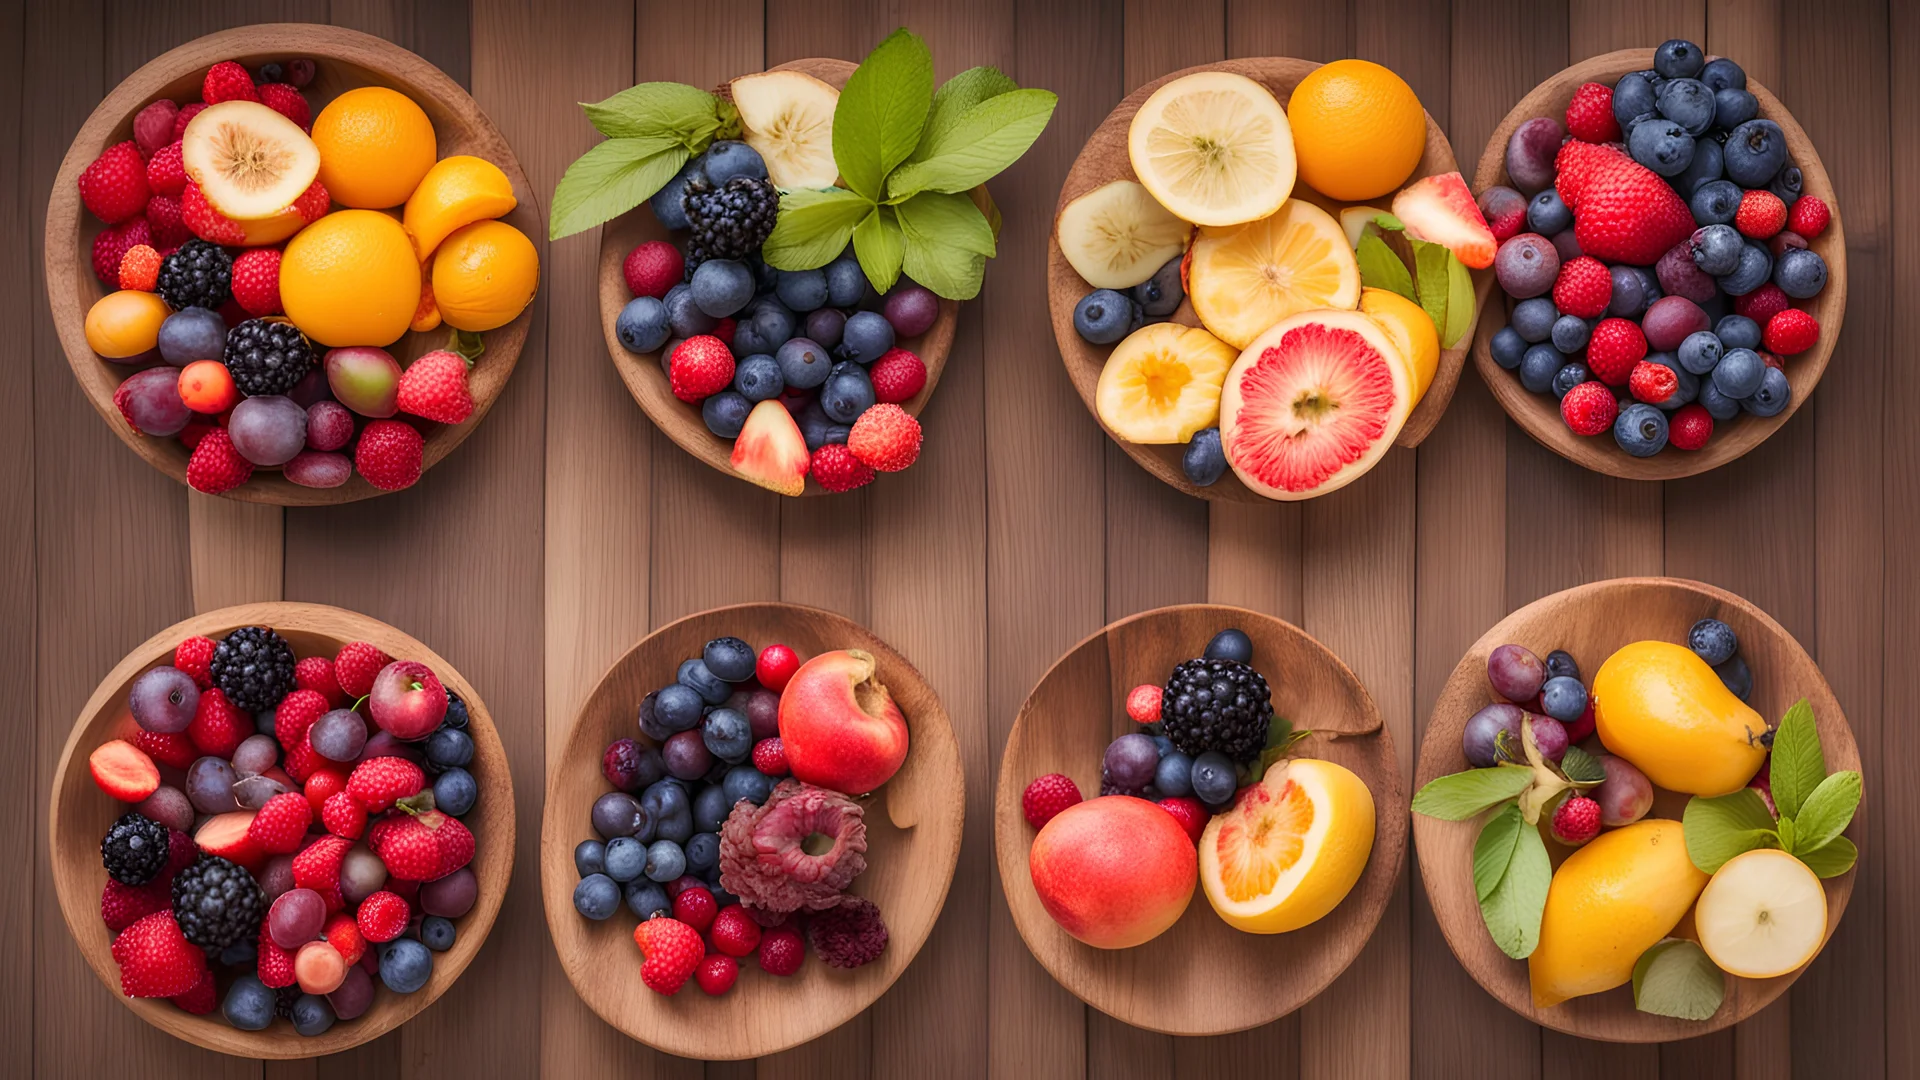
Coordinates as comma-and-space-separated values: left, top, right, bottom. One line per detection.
895, 190, 997, 256
1472, 801, 1524, 902
902, 242, 985, 301
1633, 939, 1725, 1021
1478, 804, 1550, 959
1371, 211, 1405, 231
1559, 745, 1605, 786
915, 66, 1019, 160
549, 137, 687, 240
1412, 765, 1534, 821
1769, 699, 1823, 820
581, 82, 723, 144
1412, 240, 1452, 347
1355, 234, 1415, 300
1796, 836, 1858, 878
446, 329, 484, 366
1790, 769, 1861, 854
762, 187, 874, 271
1683, 788, 1779, 873
1442, 252, 1476, 348
887, 88, 1057, 199
853, 207, 905, 293
834, 28, 934, 200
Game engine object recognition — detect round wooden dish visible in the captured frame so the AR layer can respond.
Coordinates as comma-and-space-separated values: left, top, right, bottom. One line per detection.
1470, 49, 1845, 481
541, 603, 964, 1059
1415, 577, 1858, 1041
598, 59, 958, 496
993, 604, 1408, 1034
48, 602, 516, 1058
1049, 58, 1492, 503
45, 23, 538, 505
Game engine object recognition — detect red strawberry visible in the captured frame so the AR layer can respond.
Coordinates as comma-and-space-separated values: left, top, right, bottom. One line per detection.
334, 642, 391, 698
669, 335, 735, 402
1560, 381, 1619, 437
1764, 309, 1819, 355
171, 968, 218, 1015
174, 636, 216, 687
144, 194, 191, 251
256, 926, 296, 988
1126, 684, 1163, 723
187, 686, 250, 758
355, 420, 425, 491
321, 791, 366, 839
303, 766, 349, 817
186, 429, 253, 494
672, 885, 719, 932
1158, 796, 1208, 843
370, 807, 474, 882
180, 181, 245, 246
201, 61, 259, 104
1551, 794, 1602, 845
230, 248, 282, 316
324, 911, 367, 965
111, 911, 207, 997
79, 141, 150, 224
132, 99, 180, 156
347, 757, 426, 813
633, 917, 705, 995
1551, 256, 1612, 319
274, 688, 330, 752
257, 83, 311, 127
170, 102, 208, 142
118, 244, 161, 292
1629, 360, 1678, 405
91, 218, 152, 286
623, 240, 683, 299
1552, 140, 1626, 209
295, 655, 345, 705
248, 792, 313, 854
1736, 189, 1787, 239
128, 728, 196, 771
1669, 402, 1714, 451
101, 877, 170, 932
1554, 143, 1694, 264
868, 348, 927, 403
808, 444, 874, 493
1734, 282, 1790, 324
145, 141, 187, 197
1564, 82, 1620, 143
395, 350, 475, 424
292, 835, 352, 911
356, 890, 410, 943
1586, 318, 1649, 386
282, 736, 323, 785
1021, 773, 1083, 829
695, 953, 738, 996
1392, 171, 1497, 269
1789, 196, 1830, 238
847, 403, 922, 472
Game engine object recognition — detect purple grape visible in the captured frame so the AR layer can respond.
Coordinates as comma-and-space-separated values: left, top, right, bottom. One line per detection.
1656, 240, 1717, 303
257, 855, 296, 901
130, 666, 199, 733
232, 772, 292, 810
745, 688, 780, 740
591, 792, 645, 838
1462, 703, 1526, 767
883, 285, 939, 338
304, 400, 354, 452
284, 451, 352, 489
340, 846, 388, 904
310, 709, 368, 762
1642, 295, 1711, 352
1486, 644, 1546, 702
268, 887, 326, 949
326, 965, 375, 1021
421, 866, 477, 917
287, 367, 332, 408
1505, 116, 1565, 194
134, 786, 194, 832
360, 730, 423, 763
116, 367, 191, 436
231, 733, 280, 776
1494, 233, 1559, 298
1550, 229, 1581, 263
662, 728, 713, 780
1528, 714, 1569, 762
187, 756, 241, 814
1103, 732, 1160, 790
805, 307, 846, 350
227, 395, 309, 467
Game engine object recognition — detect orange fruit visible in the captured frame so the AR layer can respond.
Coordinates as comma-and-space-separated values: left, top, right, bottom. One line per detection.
1358, 287, 1440, 405
1187, 199, 1361, 350
1198, 758, 1375, 933
431, 220, 538, 332
84, 290, 170, 358
311, 87, 438, 209
1286, 59, 1426, 202
280, 209, 423, 347
403, 155, 517, 258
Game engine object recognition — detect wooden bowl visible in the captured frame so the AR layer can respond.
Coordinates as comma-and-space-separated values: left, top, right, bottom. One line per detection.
45, 24, 538, 505
1470, 49, 1846, 481
541, 603, 964, 1059
1048, 58, 1493, 503
48, 602, 517, 1058
993, 604, 1408, 1034
598, 59, 958, 496
1415, 577, 1859, 1041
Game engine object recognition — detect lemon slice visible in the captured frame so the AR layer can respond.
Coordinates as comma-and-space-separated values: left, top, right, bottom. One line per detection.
1095, 322, 1237, 443
1127, 71, 1296, 227
1198, 757, 1375, 933
1188, 198, 1360, 349
1695, 848, 1828, 979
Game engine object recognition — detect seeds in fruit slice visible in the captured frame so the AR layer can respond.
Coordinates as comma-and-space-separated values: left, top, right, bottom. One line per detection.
730, 398, 810, 496
181, 101, 322, 221
1127, 71, 1295, 227
1188, 199, 1360, 349
1695, 848, 1828, 979
1095, 322, 1237, 444
731, 71, 840, 189
1219, 308, 1411, 500
1056, 180, 1193, 289
1198, 758, 1375, 934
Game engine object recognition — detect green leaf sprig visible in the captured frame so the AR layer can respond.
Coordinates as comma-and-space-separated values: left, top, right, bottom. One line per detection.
550, 83, 740, 240
1354, 212, 1476, 348
1633, 939, 1725, 1020
1682, 699, 1860, 878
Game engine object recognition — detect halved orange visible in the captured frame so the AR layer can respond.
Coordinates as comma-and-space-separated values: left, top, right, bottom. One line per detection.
1127, 71, 1295, 227
1198, 757, 1375, 933
1188, 199, 1360, 350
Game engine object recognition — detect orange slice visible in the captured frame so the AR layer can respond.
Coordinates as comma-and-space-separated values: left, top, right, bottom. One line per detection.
1188, 199, 1360, 350
1198, 757, 1375, 933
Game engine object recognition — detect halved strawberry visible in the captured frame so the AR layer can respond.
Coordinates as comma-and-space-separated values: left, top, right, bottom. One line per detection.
1391, 172, 1496, 269
89, 741, 160, 802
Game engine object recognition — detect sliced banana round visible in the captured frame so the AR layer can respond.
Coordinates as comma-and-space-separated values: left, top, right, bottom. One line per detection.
181, 101, 321, 221
730, 71, 840, 189
1057, 180, 1193, 290
1127, 71, 1295, 228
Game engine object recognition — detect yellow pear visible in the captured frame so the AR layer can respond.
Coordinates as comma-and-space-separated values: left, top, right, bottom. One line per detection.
1529, 819, 1708, 1008
1593, 640, 1768, 796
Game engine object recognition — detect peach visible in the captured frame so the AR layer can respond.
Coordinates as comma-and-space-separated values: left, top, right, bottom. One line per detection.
1029, 796, 1196, 949
777, 649, 909, 795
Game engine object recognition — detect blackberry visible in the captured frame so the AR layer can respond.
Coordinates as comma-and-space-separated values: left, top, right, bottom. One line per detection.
1161, 657, 1273, 762
170, 855, 265, 950
101, 812, 170, 885
211, 626, 296, 712
222, 319, 315, 398
157, 240, 233, 311
275, 983, 302, 1019
682, 175, 778, 266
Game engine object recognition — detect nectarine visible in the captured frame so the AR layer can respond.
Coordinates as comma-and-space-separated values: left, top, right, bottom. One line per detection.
778, 649, 909, 794
1029, 796, 1196, 949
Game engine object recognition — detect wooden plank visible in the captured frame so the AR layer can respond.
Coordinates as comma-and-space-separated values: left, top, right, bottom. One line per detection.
190, 495, 284, 610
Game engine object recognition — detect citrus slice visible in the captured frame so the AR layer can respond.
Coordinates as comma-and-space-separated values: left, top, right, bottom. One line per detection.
1095, 322, 1237, 444
1359, 287, 1439, 405
403, 155, 518, 258
1695, 848, 1828, 979
1127, 71, 1295, 227
1199, 757, 1375, 933
1188, 199, 1360, 349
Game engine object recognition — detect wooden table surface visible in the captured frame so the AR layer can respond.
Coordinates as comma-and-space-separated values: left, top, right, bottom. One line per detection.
8, 1, 1912, 1077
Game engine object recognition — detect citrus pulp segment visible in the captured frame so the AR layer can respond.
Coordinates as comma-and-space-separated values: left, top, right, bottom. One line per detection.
1198, 758, 1375, 934
1359, 287, 1439, 405
1695, 848, 1827, 979
1127, 71, 1295, 227
1094, 322, 1237, 444
1188, 199, 1360, 350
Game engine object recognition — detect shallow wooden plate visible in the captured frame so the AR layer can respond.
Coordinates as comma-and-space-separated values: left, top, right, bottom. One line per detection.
1470, 49, 1846, 481
1415, 577, 1858, 1041
993, 604, 1407, 1034
541, 603, 964, 1059
45, 23, 538, 505
47, 602, 517, 1058
1048, 58, 1493, 503
597, 59, 958, 496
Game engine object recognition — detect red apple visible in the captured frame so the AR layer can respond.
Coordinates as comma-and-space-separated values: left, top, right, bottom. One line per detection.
777, 649, 909, 795
1029, 796, 1195, 948
368, 661, 447, 741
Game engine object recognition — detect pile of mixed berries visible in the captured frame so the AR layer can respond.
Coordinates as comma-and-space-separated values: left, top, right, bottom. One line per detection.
614, 140, 934, 495
1480, 39, 1832, 457
85, 627, 485, 1035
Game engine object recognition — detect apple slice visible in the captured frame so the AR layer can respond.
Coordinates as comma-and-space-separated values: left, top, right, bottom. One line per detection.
181, 101, 321, 221
195, 810, 264, 871
730, 71, 840, 189
1391, 171, 1496, 269
731, 399, 809, 496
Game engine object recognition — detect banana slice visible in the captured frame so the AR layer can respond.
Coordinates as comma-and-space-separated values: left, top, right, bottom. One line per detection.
181, 101, 321, 221
1057, 180, 1193, 290
1127, 71, 1295, 227
730, 71, 840, 189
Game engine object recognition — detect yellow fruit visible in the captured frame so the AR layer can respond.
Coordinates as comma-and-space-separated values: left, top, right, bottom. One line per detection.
1529, 819, 1709, 1008
1095, 322, 1237, 444
311, 86, 438, 209
1593, 640, 1769, 796
180, 101, 321, 220
1189, 199, 1361, 349
432, 220, 538, 332
730, 71, 840, 189
1286, 59, 1427, 202
1127, 70, 1296, 227
403, 155, 517, 258
1198, 758, 1375, 934
1695, 848, 1827, 979
1359, 287, 1439, 405
85, 290, 170, 358
1056, 180, 1193, 290
281, 209, 423, 347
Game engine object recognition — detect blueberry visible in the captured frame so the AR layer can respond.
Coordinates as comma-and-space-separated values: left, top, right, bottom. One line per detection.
650, 158, 702, 230
1743, 366, 1791, 417
642, 778, 689, 821
804, 307, 846, 350
1773, 248, 1827, 299
1705, 316, 1757, 353
426, 727, 473, 770
592, 791, 648, 838
1527, 188, 1572, 234
733, 297, 797, 356
1512, 297, 1559, 343
1629, 119, 1695, 176
1701, 57, 1746, 92
1154, 751, 1194, 797
1545, 649, 1580, 681
702, 708, 753, 763
1655, 78, 1714, 135
573, 873, 622, 919
837, 310, 896, 364
157, 307, 227, 366
1612, 72, 1659, 129
1549, 315, 1591, 354
722, 763, 774, 806
684, 832, 720, 876
1551, 362, 1590, 399
1689, 224, 1744, 276
292, 994, 335, 1037
821, 362, 876, 423
616, 295, 672, 354
623, 879, 671, 920
1614, 402, 1670, 456
603, 835, 647, 882
664, 284, 718, 338
1690, 179, 1742, 226
1724, 119, 1788, 187
775, 268, 830, 312
699, 637, 753, 681
433, 766, 478, 816
1713, 87, 1758, 131
1712, 347, 1766, 399
701, 391, 752, 438
774, 337, 832, 390
1491, 325, 1529, 369
1715, 654, 1754, 701
653, 683, 705, 732
219, 938, 258, 968
1205, 628, 1254, 663
1131, 257, 1185, 317
420, 916, 456, 952
222, 975, 277, 1031
379, 937, 434, 994
690, 259, 755, 318
702, 140, 767, 185
1074, 289, 1133, 345
444, 697, 469, 729
573, 839, 606, 878
1767, 165, 1804, 206
1697, 377, 1741, 420
1190, 751, 1237, 807
645, 839, 687, 883
1517, 343, 1561, 394
1716, 242, 1773, 296
1183, 427, 1227, 486
1653, 39, 1703, 79
693, 785, 732, 832
1682, 618, 1739, 666
825, 256, 867, 308
731, 353, 784, 402
1673, 135, 1724, 194
1676, 330, 1725, 375
1605, 265, 1646, 317
1531, 677, 1583, 724
677, 658, 731, 705
795, 399, 843, 451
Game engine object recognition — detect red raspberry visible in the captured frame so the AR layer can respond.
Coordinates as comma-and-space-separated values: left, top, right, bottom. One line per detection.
186, 429, 253, 494
144, 194, 190, 251
295, 655, 344, 705
1158, 796, 1208, 843
145, 141, 187, 197
174, 636, 217, 688
1734, 282, 1790, 324
78, 141, 150, 224
623, 240, 683, 299
355, 419, 425, 491
230, 248, 282, 316
1585, 318, 1648, 386
634, 917, 706, 995
868, 348, 928, 403
671, 885, 718, 932
247, 791, 313, 854
1735, 189, 1787, 239
1560, 381, 1619, 437
188, 687, 250, 757
847, 403, 922, 472
293, 835, 353, 911
92, 218, 152, 285
757, 927, 805, 976
1669, 403, 1713, 451
709, 905, 762, 958
201, 61, 260, 104
356, 890, 411, 943
303, 766, 348, 817
1125, 684, 1163, 723
334, 642, 391, 698
118, 244, 161, 291
1760, 350, 1785, 371
695, 953, 738, 996
1021, 773, 1083, 830
257, 83, 311, 127
102, 877, 171, 931
282, 736, 323, 785
163, 828, 197, 877
1764, 309, 1819, 355
347, 756, 426, 813
1789, 195, 1830, 238
395, 350, 475, 424
751, 737, 789, 777
1551, 256, 1612, 318
1564, 82, 1620, 143
132, 99, 180, 156
1551, 794, 1602, 845
712, 317, 737, 349
170, 102, 207, 142
256, 927, 296, 988
669, 336, 735, 402
129, 729, 197, 770
171, 969, 218, 1015
1628, 361, 1678, 405
274, 688, 330, 752
755, 644, 799, 691
321, 791, 366, 839
808, 443, 874, 493
323, 911, 366, 965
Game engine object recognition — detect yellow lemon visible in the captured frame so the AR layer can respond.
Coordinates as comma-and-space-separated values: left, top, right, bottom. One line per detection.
311, 86, 438, 209
1359, 287, 1440, 405
1095, 322, 1237, 444
432, 220, 538, 332
281, 210, 423, 347
1198, 757, 1375, 933
1287, 59, 1427, 202
1594, 640, 1769, 796
403, 155, 517, 258
1529, 819, 1708, 1008
85, 290, 170, 358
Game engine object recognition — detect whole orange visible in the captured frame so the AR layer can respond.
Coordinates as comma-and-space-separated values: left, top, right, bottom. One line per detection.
1286, 59, 1427, 201
311, 87, 438, 209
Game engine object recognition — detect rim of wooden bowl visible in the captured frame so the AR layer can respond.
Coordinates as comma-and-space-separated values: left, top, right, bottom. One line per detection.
47, 602, 517, 1058
1413, 576, 1859, 1041
597, 59, 959, 497
44, 23, 539, 505
993, 603, 1408, 1034
540, 602, 965, 1059
1047, 57, 1493, 503
1470, 49, 1847, 481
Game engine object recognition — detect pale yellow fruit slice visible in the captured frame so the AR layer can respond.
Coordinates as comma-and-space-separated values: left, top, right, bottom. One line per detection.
1056, 180, 1193, 290
1695, 848, 1828, 979
1189, 199, 1361, 349
1340, 205, 1391, 249
1095, 322, 1237, 444
182, 101, 321, 221
1127, 71, 1295, 227
1198, 758, 1375, 933
730, 71, 839, 189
